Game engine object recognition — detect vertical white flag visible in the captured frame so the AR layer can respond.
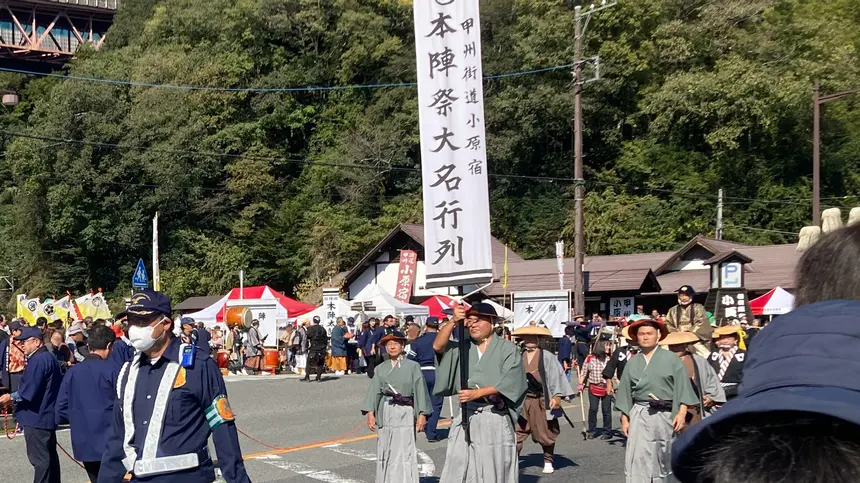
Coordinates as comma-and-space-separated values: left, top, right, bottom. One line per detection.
153, 212, 161, 291
415, 0, 492, 288
556, 241, 565, 291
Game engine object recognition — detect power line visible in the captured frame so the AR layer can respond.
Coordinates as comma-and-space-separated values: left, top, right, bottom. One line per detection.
723, 223, 798, 236
0, 63, 575, 93
3, 130, 848, 207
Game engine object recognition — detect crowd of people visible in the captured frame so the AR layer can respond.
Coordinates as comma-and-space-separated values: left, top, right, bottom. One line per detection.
2, 222, 860, 483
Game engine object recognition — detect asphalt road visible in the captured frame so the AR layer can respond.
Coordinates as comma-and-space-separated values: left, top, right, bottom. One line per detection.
0, 373, 625, 482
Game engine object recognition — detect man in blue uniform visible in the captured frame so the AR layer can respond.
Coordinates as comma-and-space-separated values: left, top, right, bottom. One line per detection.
557, 324, 574, 380
56, 324, 118, 482
573, 315, 591, 369
0, 326, 63, 483
99, 290, 251, 483
109, 321, 135, 367
407, 317, 445, 442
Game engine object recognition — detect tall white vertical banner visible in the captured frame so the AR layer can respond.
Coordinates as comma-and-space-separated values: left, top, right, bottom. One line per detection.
152, 212, 161, 291
555, 241, 565, 290
415, 0, 492, 288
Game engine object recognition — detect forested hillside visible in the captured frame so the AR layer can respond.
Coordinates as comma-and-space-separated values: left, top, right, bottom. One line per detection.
0, 0, 858, 305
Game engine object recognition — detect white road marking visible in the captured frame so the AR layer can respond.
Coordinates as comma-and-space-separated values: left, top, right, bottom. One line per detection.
323, 443, 377, 461
417, 449, 435, 477
252, 455, 364, 483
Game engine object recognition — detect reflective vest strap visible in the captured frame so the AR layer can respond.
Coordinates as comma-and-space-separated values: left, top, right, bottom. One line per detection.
142, 362, 180, 460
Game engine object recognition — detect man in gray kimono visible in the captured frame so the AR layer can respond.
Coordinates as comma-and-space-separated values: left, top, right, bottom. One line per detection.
362, 331, 431, 483
512, 325, 575, 475
660, 331, 726, 422
617, 317, 698, 483
433, 303, 526, 483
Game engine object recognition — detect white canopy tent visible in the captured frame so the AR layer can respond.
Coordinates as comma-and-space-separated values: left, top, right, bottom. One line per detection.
351, 285, 430, 322
184, 294, 229, 326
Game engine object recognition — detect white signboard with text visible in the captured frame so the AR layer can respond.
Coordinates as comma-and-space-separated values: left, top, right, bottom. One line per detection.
609, 297, 635, 318
512, 290, 571, 337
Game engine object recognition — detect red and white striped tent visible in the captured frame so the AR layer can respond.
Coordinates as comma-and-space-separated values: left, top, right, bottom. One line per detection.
419, 295, 471, 318
749, 286, 794, 315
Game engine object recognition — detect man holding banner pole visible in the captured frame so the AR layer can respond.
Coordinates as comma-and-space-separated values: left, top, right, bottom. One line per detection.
413, 0, 523, 478
432, 304, 526, 483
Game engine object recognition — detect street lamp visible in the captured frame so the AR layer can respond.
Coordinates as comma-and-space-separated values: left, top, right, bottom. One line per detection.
812, 80, 860, 225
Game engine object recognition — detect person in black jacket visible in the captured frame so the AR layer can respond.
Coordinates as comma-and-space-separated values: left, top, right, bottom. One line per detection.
303, 316, 328, 382
572, 316, 591, 369
707, 325, 745, 401
602, 325, 639, 387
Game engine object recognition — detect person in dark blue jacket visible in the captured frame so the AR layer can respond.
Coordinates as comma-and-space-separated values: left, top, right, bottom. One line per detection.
109, 322, 134, 367
0, 326, 63, 483
55, 324, 118, 482
407, 317, 446, 442
99, 289, 250, 483
557, 324, 575, 380
573, 316, 592, 369
193, 321, 211, 351
365, 318, 385, 379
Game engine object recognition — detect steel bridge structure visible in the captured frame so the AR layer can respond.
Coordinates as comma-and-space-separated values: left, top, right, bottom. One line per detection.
0, 0, 117, 64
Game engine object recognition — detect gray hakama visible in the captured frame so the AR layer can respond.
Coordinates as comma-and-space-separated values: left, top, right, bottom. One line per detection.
616, 348, 698, 483
362, 358, 432, 483
434, 335, 527, 483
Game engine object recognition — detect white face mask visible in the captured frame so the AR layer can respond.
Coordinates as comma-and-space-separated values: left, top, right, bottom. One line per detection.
128, 319, 165, 352
717, 344, 735, 351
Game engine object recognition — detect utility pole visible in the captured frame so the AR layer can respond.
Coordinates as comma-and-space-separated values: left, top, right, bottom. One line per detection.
573, 5, 584, 316
812, 80, 860, 226
572, 0, 615, 315
716, 188, 724, 240
813, 80, 820, 226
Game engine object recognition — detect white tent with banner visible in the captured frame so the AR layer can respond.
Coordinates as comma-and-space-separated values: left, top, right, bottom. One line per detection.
351, 285, 429, 323
511, 290, 571, 337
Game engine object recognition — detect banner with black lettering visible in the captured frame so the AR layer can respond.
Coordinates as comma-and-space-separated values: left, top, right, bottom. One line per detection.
414, 0, 492, 288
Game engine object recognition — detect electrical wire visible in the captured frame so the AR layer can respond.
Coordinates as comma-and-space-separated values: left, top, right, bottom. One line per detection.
723, 224, 798, 235
1, 130, 851, 207
0, 63, 574, 93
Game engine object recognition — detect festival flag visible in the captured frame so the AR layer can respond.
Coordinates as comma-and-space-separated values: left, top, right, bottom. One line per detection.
503, 244, 509, 289
555, 241, 565, 291
39, 297, 57, 320
17, 295, 39, 326
415, 0, 493, 288
73, 291, 111, 319
89, 291, 112, 319
54, 294, 73, 322
153, 212, 161, 291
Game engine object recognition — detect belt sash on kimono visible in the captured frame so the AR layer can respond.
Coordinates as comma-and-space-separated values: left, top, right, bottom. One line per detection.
117, 358, 201, 477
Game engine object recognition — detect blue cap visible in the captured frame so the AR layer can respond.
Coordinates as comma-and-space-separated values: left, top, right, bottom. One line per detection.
180, 317, 195, 327
347, 317, 355, 324
14, 326, 43, 341
120, 289, 172, 318
425, 316, 440, 328
672, 300, 860, 480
